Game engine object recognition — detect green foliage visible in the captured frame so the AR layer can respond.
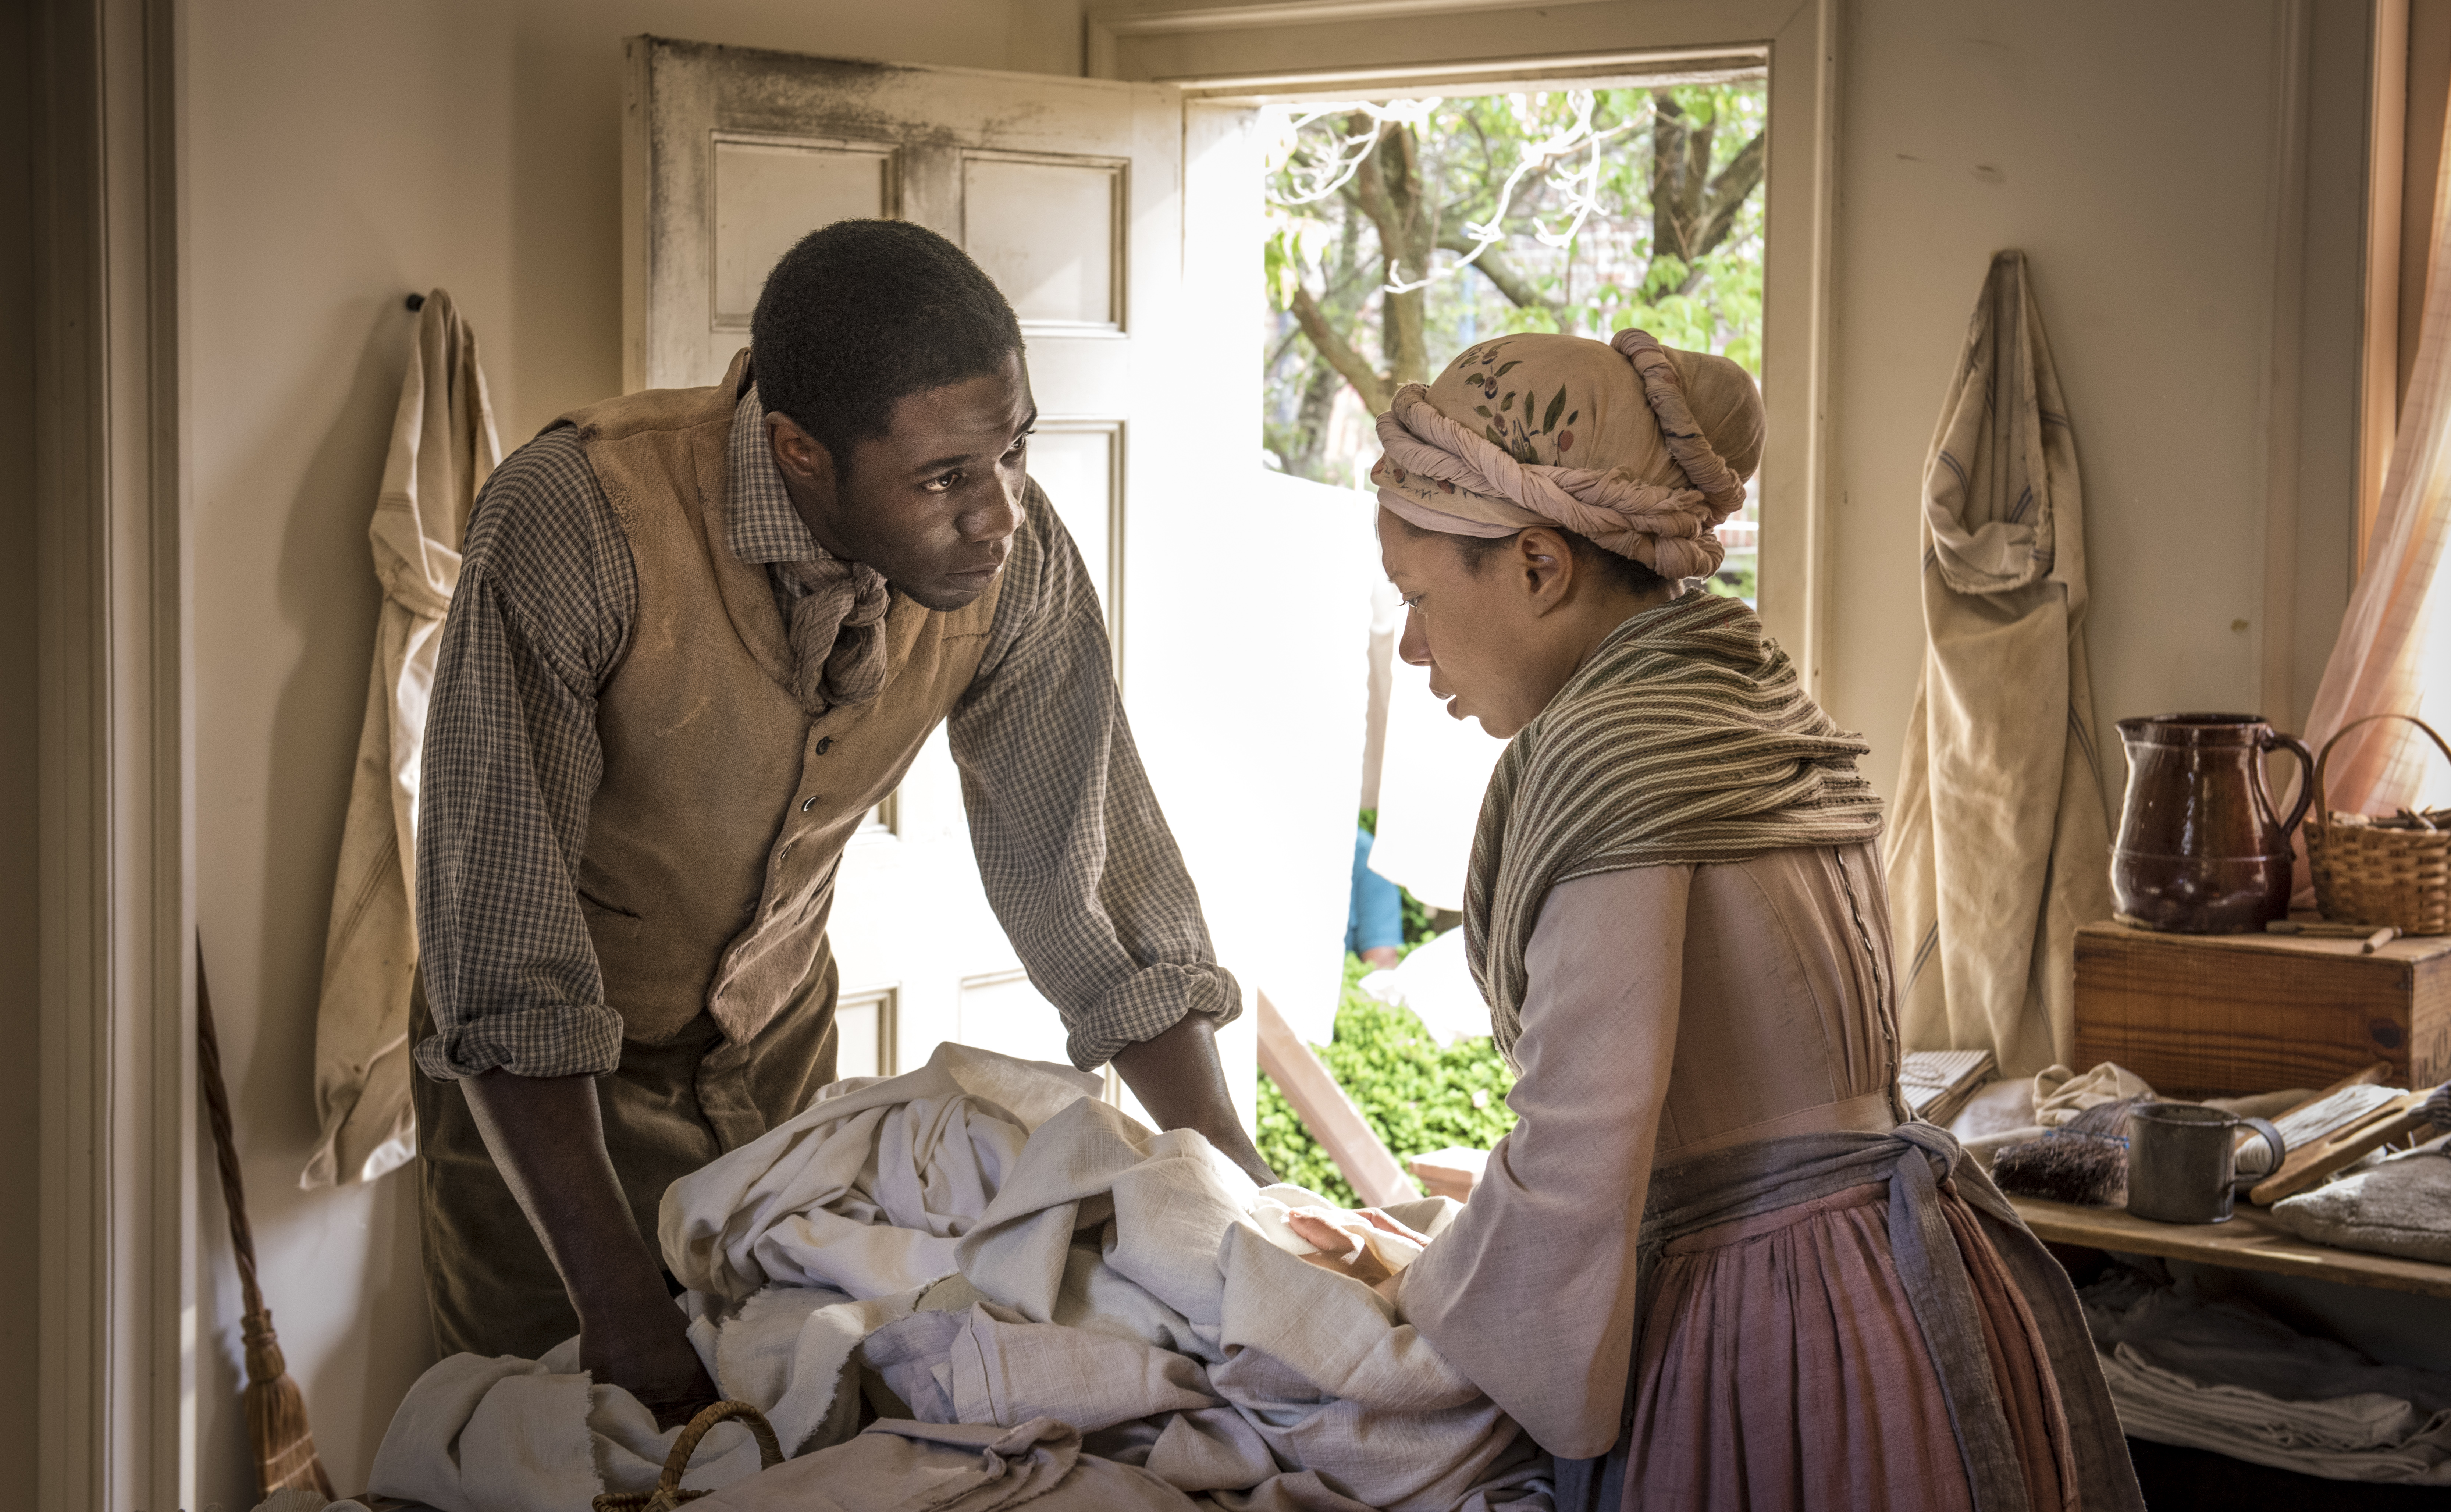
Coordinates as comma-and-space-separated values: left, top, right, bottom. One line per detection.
1263, 82, 1769, 485
1703, 555, 1758, 604
1255, 949, 1518, 1208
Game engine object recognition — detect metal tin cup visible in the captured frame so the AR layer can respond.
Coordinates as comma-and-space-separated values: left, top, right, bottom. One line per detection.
2125, 1103, 2287, 1224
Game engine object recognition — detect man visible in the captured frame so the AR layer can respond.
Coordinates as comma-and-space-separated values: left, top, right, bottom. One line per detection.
413, 220, 1269, 1424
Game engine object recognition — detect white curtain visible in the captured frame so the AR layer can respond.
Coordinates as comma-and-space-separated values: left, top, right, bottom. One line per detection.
2297, 115, 2451, 834
302, 290, 500, 1188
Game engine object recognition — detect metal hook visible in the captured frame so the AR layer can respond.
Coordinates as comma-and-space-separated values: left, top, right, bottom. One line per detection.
405, 292, 426, 312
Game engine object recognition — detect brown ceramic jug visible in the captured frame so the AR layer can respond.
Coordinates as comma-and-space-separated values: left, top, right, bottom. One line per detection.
2112, 714, 2313, 933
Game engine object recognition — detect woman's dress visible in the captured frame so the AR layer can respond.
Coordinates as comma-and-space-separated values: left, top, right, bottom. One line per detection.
1398, 842, 2087, 1512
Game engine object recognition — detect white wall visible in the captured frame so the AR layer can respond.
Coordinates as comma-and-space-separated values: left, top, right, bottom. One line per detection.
178, 0, 2420, 1501
1825, 0, 2366, 809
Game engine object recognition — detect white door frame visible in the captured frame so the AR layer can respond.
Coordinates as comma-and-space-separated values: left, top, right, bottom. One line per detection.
31, 0, 195, 1506
1087, 0, 1844, 692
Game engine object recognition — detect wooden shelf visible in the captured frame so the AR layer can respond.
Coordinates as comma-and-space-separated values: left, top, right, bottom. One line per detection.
2011, 1194, 2451, 1299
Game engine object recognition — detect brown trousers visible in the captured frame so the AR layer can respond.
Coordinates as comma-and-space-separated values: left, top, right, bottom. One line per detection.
410, 939, 840, 1360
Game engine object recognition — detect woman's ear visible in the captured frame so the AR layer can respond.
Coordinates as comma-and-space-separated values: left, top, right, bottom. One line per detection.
1516, 527, 1574, 613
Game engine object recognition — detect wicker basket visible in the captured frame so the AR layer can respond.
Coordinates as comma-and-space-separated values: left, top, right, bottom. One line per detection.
594, 1400, 784, 1512
2305, 713, 2451, 935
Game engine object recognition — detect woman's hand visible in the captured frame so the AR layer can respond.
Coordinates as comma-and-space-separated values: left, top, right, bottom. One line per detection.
1285, 1207, 1431, 1305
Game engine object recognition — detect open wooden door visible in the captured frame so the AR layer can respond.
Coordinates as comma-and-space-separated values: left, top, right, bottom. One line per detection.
626, 39, 1370, 1116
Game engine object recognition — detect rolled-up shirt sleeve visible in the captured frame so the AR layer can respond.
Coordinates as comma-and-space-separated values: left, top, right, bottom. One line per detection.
947, 485, 1241, 1070
413, 427, 633, 1081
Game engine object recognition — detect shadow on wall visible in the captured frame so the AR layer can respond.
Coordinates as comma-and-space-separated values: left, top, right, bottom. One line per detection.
201, 297, 440, 1495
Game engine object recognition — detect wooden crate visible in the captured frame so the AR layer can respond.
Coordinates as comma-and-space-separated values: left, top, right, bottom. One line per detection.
2073, 921, 2451, 1097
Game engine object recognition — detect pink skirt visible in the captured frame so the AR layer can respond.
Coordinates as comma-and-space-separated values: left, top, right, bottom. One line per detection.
1622, 1180, 2079, 1512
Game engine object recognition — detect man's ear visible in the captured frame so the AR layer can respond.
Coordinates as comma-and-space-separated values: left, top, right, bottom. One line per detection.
1517, 527, 1573, 611
767, 410, 839, 502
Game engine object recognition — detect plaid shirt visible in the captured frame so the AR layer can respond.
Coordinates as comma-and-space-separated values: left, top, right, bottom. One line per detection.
413, 386, 1238, 1081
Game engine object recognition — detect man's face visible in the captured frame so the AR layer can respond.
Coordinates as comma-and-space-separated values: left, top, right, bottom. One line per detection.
768, 352, 1035, 611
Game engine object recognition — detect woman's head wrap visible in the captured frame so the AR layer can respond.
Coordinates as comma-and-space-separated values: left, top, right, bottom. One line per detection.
1370, 329, 1764, 580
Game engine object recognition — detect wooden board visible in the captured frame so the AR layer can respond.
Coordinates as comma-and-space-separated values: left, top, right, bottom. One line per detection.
2011, 1194, 2451, 1298
2073, 920, 2451, 1096
1255, 990, 1417, 1207
2247, 1088, 2436, 1205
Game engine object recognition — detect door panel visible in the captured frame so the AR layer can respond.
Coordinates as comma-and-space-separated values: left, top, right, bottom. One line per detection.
1027, 423, 1121, 624
710, 138, 897, 327
961, 155, 1124, 330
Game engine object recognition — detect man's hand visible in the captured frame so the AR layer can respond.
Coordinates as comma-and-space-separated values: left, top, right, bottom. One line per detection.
461, 1070, 720, 1428
1112, 1012, 1277, 1185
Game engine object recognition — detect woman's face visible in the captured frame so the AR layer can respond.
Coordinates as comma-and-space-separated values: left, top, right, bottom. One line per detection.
1378, 509, 1592, 740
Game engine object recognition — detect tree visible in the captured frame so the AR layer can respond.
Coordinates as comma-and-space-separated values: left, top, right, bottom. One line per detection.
1263, 84, 1767, 485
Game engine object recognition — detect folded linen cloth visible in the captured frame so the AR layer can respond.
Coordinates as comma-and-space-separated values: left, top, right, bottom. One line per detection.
2081, 1264, 2451, 1483
368, 1046, 1554, 1512
2269, 1140, 2451, 1264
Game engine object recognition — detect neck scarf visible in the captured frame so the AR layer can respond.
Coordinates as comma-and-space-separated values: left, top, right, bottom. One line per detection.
1465, 590, 1885, 1067
776, 554, 891, 716
728, 382, 894, 716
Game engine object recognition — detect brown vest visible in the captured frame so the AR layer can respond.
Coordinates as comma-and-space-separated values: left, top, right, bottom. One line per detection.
561, 352, 1000, 1045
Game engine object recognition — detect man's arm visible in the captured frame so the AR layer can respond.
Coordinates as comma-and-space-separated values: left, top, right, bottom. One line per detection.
1112, 1013, 1272, 1182
947, 491, 1273, 1182
460, 1073, 718, 1423
414, 431, 714, 1415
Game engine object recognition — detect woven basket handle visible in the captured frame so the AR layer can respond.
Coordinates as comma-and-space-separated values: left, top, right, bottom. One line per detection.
2311, 714, 2451, 836
593, 1400, 783, 1512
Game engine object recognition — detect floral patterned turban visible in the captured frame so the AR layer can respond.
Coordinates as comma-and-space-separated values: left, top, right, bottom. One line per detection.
1369, 329, 1764, 581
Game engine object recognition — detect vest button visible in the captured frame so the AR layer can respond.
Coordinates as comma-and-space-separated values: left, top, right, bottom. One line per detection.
815, 736, 835, 755
800, 795, 818, 812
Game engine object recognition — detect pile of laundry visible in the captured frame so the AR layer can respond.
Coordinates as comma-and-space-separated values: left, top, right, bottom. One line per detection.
2080, 1262, 2451, 1484
337, 1045, 1555, 1512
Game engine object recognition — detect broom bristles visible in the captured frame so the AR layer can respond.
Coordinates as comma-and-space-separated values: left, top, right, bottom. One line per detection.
202, 941, 339, 1501
243, 1307, 335, 1497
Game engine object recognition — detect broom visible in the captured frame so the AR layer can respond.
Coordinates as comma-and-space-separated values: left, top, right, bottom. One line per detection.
198, 941, 338, 1500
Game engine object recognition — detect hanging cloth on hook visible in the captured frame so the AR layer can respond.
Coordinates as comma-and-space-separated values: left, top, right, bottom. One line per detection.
1886, 251, 2116, 1076
302, 288, 502, 1188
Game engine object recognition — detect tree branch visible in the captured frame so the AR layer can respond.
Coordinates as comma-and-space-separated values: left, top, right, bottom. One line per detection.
1436, 230, 1562, 311
1690, 128, 1767, 262
1290, 283, 1392, 412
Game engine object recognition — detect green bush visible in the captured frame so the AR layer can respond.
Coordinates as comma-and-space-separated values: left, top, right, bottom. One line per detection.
1255, 950, 1516, 1207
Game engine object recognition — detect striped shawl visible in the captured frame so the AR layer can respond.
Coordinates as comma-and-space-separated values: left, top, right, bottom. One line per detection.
1466, 591, 1886, 1065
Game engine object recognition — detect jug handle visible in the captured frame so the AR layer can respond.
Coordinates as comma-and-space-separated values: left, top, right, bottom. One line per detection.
2232, 1117, 2287, 1192
2263, 730, 2316, 839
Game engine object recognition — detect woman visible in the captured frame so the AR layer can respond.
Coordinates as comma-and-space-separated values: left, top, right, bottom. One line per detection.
1296, 330, 2141, 1512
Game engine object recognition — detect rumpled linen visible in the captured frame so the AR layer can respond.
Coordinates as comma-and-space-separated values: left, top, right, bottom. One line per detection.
367, 1045, 1552, 1512
1888, 249, 2117, 1077
2082, 1264, 2451, 1483
696, 1417, 1200, 1511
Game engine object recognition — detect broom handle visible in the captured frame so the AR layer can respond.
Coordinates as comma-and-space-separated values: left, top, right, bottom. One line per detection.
196, 941, 268, 1323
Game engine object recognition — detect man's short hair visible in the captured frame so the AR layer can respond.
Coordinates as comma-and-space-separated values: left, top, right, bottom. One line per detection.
751, 220, 1025, 476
